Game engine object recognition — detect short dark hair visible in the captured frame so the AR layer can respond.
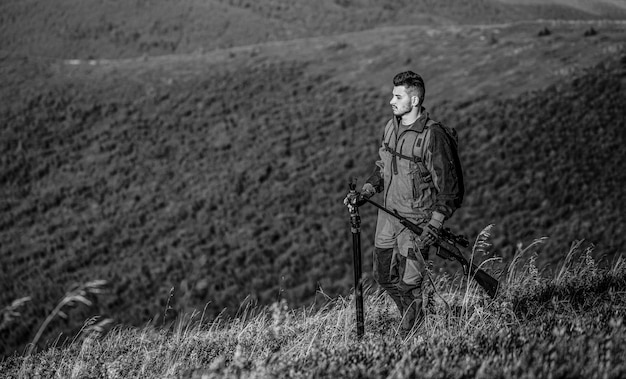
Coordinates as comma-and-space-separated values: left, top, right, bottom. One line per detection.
393, 71, 425, 105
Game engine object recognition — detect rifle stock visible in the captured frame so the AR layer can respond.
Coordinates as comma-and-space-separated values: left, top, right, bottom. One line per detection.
366, 199, 499, 298
435, 238, 499, 298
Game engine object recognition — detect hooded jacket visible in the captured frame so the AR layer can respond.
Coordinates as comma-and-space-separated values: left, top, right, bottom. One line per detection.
366, 110, 462, 221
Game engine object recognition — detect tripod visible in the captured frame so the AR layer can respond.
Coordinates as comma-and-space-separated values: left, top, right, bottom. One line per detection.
347, 181, 365, 338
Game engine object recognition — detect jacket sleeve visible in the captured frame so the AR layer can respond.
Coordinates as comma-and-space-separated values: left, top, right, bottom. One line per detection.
426, 126, 462, 219
365, 165, 384, 193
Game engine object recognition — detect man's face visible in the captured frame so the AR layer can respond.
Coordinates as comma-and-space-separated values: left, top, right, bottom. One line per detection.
390, 85, 417, 117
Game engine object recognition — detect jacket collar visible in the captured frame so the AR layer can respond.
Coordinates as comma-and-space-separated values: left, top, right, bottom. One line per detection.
394, 107, 430, 132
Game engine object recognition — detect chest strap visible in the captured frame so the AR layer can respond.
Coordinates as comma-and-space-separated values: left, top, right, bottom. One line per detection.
383, 143, 432, 184
384, 143, 423, 163
385, 143, 420, 174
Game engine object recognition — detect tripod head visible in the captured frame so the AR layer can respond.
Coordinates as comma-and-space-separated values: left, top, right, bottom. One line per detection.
347, 178, 361, 232
348, 177, 357, 192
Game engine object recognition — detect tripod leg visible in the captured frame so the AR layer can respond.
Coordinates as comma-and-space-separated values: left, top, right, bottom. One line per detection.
352, 230, 364, 338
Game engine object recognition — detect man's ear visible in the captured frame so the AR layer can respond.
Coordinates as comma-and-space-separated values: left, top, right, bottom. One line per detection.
411, 95, 420, 107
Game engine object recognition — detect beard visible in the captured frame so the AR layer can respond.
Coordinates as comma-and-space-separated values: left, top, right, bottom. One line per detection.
391, 103, 412, 116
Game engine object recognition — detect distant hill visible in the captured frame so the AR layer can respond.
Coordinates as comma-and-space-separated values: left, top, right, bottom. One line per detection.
1, 0, 624, 59
495, 0, 626, 17
1, 0, 625, 358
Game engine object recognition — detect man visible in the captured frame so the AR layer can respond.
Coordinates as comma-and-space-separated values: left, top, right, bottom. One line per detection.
345, 71, 462, 336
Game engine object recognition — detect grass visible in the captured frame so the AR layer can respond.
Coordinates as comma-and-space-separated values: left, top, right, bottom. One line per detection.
0, 297, 31, 333
2, 237, 625, 378
27, 280, 108, 356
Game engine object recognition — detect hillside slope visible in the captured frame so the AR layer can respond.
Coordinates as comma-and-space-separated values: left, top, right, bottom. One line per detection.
1, 0, 623, 59
496, 0, 626, 16
2, 43, 625, 360
2, 254, 626, 378
1, 10, 625, 358
451, 57, 626, 262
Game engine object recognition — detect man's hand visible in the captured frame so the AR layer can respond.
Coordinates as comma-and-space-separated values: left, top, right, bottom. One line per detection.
419, 212, 445, 246
419, 223, 440, 246
343, 191, 366, 207
361, 183, 376, 199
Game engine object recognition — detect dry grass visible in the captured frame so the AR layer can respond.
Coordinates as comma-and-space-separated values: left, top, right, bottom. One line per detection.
0, 297, 31, 332
27, 280, 108, 356
2, 232, 625, 378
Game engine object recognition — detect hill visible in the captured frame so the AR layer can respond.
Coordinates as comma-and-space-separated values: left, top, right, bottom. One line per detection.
1, 1, 626, 358
2, 252, 626, 378
1, 0, 625, 59
496, 0, 626, 17
450, 57, 626, 262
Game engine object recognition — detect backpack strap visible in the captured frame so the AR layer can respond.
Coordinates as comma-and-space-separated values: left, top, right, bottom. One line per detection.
382, 119, 404, 175
409, 122, 430, 184
382, 119, 433, 180
383, 144, 422, 163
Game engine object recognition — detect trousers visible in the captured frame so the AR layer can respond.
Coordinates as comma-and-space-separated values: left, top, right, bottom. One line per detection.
373, 211, 429, 332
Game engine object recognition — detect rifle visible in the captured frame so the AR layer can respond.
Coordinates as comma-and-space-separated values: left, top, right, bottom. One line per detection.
364, 199, 499, 298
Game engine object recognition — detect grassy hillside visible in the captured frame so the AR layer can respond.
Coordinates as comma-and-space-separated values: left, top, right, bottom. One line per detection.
451, 57, 626, 264
1, 2, 625, 358
2, 249, 626, 378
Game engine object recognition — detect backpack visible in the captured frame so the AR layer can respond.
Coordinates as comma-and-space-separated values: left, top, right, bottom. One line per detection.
426, 120, 465, 209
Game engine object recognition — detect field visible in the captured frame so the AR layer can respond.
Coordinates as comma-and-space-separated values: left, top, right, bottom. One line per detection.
1, 0, 626, 373
2, 244, 626, 378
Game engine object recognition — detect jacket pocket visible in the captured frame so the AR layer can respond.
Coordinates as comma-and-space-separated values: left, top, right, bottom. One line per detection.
409, 161, 433, 206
